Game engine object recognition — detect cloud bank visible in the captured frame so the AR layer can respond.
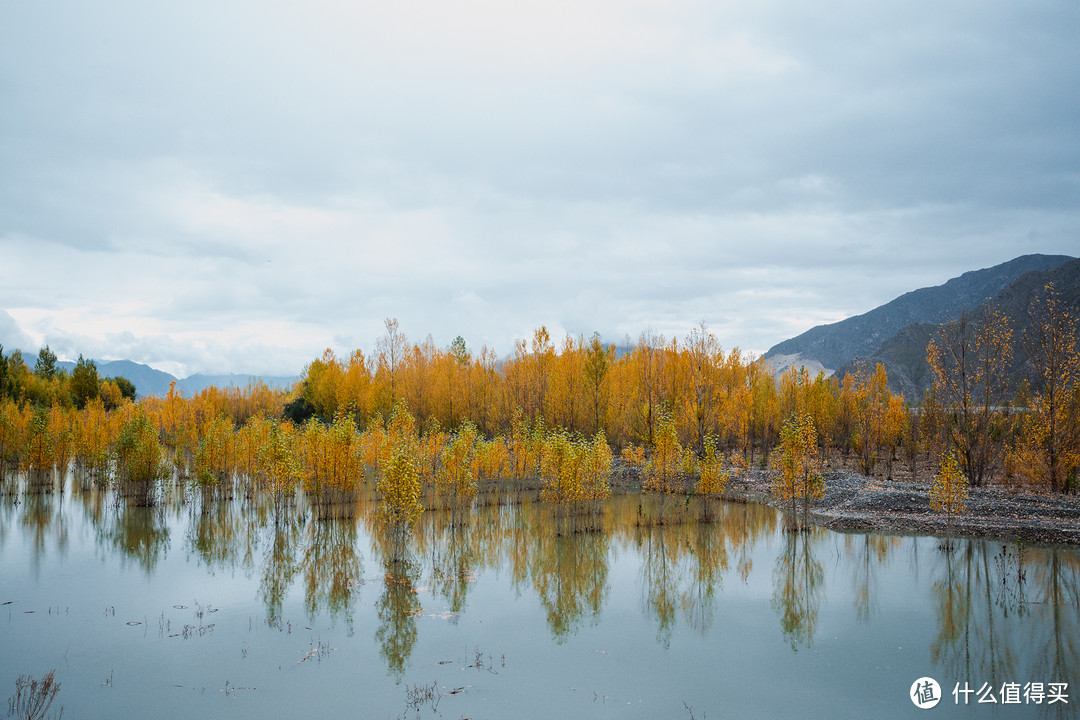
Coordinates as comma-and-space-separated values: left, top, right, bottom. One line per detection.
1, 0, 1077, 375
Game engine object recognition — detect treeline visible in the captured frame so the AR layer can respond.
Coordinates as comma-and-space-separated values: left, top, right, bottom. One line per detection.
1, 280, 1077, 511
0, 345, 136, 409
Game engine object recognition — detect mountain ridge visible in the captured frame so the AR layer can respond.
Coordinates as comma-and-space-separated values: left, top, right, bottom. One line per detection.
835, 257, 1080, 398
51, 358, 299, 398
763, 253, 1075, 376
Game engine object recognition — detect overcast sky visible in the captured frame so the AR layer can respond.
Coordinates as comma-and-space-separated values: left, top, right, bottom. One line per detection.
1, 1, 1078, 378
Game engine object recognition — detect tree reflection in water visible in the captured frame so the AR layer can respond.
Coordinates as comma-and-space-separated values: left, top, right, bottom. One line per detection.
22, 481, 67, 565
846, 534, 900, 623
376, 558, 421, 677
931, 539, 1080, 719
302, 516, 363, 633
6, 471, 1080, 689
106, 504, 169, 574
532, 526, 610, 641
771, 529, 823, 650
260, 519, 303, 623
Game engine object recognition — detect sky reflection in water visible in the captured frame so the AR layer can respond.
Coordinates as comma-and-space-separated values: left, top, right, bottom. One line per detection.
1, 475, 1077, 719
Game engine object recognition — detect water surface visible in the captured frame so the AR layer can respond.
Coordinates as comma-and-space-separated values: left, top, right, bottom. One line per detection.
1, 475, 1077, 719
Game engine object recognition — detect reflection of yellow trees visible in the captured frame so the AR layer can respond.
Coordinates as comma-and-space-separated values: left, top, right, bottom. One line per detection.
845, 534, 900, 622
21, 490, 66, 559
628, 510, 754, 643
188, 499, 251, 570
260, 522, 302, 622
422, 518, 480, 615
531, 529, 610, 641
302, 517, 363, 633
375, 560, 421, 678
637, 524, 680, 647
930, 540, 1017, 690
1028, 547, 1080, 718
107, 505, 170, 574
771, 531, 823, 650
681, 521, 729, 635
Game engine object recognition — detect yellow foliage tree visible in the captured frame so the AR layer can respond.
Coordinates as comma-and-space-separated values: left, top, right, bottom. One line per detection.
929, 452, 968, 543
771, 413, 824, 532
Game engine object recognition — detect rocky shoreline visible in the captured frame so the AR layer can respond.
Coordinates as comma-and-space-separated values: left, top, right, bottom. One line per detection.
724, 469, 1080, 547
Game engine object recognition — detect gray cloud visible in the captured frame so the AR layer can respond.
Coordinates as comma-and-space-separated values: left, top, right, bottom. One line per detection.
1, 0, 1077, 376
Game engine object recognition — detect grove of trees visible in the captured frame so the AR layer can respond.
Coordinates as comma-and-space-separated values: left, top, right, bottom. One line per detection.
0, 291, 1077, 540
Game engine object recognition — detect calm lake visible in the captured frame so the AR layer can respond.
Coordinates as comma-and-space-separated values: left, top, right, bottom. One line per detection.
1, 475, 1077, 719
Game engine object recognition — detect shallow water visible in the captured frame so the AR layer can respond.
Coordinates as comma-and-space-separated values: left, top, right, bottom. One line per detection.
1, 475, 1077, 719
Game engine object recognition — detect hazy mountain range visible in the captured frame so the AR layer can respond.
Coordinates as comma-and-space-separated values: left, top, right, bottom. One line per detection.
26, 253, 1080, 402
763, 253, 1079, 397
51, 358, 299, 398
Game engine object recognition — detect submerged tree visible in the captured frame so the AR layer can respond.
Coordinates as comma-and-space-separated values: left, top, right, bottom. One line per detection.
695, 435, 730, 522
114, 409, 168, 506
376, 404, 423, 564
642, 411, 684, 525
771, 413, 824, 532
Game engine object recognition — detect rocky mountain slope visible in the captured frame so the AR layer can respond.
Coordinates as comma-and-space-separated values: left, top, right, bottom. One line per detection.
763, 253, 1074, 376
836, 257, 1080, 398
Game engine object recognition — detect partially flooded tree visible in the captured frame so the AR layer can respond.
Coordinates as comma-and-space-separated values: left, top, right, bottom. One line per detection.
376, 404, 423, 564
771, 412, 824, 532
642, 411, 684, 525
695, 435, 730, 522
114, 409, 169, 506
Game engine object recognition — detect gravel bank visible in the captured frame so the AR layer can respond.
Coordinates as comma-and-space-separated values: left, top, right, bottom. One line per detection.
725, 470, 1080, 546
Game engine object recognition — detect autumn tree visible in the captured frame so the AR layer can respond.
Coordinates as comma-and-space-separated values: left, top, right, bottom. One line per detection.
929, 452, 968, 545
642, 411, 684, 525
583, 332, 611, 437
376, 404, 423, 563
695, 435, 730, 522
70, 354, 100, 408
1011, 283, 1080, 492
436, 421, 479, 526
376, 317, 409, 411
771, 413, 824, 532
114, 409, 169, 506
685, 323, 721, 455
849, 363, 891, 476
926, 308, 1013, 487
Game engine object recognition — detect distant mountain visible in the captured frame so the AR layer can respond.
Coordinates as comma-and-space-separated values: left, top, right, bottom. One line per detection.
836, 257, 1080, 398
763, 254, 1075, 377
177, 373, 298, 396
54, 358, 298, 398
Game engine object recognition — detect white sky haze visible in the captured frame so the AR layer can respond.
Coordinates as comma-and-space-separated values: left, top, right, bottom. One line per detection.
1, 1, 1078, 376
